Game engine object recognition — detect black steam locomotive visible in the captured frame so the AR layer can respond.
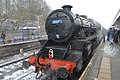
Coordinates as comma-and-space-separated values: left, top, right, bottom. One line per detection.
28, 5, 105, 80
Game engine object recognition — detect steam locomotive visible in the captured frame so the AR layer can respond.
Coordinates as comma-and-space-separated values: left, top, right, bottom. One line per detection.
27, 5, 105, 80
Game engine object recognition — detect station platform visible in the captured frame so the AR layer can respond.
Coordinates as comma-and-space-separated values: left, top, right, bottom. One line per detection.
0, 39, 40, 47
79, 41, 120, 80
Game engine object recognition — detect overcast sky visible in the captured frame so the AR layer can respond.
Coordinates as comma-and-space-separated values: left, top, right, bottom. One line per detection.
45, 0, 120, 29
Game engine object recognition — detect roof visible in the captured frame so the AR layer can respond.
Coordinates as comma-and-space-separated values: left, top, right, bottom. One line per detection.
112, 9, 120, 27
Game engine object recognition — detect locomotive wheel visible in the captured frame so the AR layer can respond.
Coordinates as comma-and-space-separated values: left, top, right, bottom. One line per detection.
70, 59, 83, 80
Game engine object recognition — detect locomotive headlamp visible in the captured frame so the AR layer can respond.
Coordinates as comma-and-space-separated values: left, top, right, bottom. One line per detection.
57, 67, 68, 79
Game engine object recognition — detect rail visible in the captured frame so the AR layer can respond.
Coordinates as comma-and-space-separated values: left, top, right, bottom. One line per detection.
0, 56, 28, 67
14, 69, 35, 80
0, 39, 45, 68
0, 39, 44, 58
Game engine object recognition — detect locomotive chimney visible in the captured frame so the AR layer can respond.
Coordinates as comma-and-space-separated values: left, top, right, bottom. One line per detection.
62, 5, 73, 12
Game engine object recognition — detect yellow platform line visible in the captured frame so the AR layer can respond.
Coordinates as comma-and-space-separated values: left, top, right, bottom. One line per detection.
98, 55, 111, 80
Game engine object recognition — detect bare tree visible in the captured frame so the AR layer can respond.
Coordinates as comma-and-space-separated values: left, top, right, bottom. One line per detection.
0, 0, 51, 32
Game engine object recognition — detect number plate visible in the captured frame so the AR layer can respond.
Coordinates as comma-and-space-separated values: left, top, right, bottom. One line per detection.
52, 20, 62, 24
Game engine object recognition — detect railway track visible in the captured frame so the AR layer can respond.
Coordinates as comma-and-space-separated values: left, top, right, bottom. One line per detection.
0, 40, 104, 80
0, 45, 41, 67
0, 42, 40, 58
2, 63, 36, 80
0, 39, 47, 79
0, 55, 38, 80
14, 69, 36, 80
0, 38, 47, 58
0, 55, 30, 68
0, 49, 40, 79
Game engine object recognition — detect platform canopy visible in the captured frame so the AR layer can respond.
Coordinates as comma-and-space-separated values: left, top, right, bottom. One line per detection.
112, 9, 120, 28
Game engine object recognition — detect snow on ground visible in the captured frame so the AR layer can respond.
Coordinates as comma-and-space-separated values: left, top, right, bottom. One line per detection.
1, 61, 37, 80
0, 50, 39, 80
4, 66, 36, 80
101, 42, 119, 56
